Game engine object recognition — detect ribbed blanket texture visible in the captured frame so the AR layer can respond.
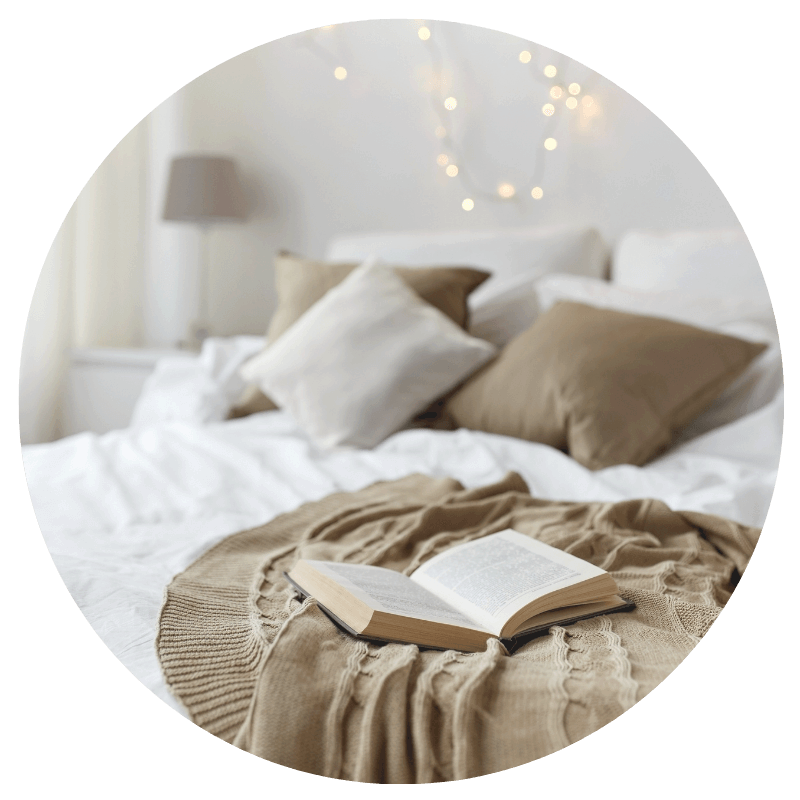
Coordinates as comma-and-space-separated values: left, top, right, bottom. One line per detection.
156, 472, 758, 782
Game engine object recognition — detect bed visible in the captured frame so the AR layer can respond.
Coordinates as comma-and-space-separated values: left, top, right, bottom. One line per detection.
22, 225, 782, 781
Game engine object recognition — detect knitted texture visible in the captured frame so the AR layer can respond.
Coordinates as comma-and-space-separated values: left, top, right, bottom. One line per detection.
156, 472, 759, 782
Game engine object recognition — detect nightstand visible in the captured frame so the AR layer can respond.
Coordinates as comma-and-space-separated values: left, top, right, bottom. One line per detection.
62, 347, 197, 436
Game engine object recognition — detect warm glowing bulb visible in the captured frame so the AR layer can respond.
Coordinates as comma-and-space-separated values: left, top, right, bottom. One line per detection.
434, 125, 447, 138
498, 183, 516, 198
544, 138, 558, 150
418, 26, 431, 40
462, 198, 474, 211
444, 96, 458, 110
581, 95, 600, 118
542, 103, 555, 116
334, 66, 347, 80
544, 65, 557, 78
436, 153, 449, 166
519, 50, 532, 63
446, 164, 459, 177
568, 83, 581, 95
320, 24, 336, 30
565, 96, 578, 109
549, 86, 563, 100
531, 186, 544, 199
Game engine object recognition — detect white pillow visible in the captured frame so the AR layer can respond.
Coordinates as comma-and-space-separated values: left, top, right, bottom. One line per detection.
239, 259, 497, 449
325, 225, 609, 307
467, 271, 542, 348
535, 273, 778, 343
468, 270, 780, 350
672, 346, 783, 445
612, 229, 772, 309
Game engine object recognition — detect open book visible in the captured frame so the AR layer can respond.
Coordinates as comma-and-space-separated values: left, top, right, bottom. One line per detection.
286, 529, 634, 653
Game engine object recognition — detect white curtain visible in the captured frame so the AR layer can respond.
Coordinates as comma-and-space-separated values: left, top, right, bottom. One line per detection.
19, 121, 149, 444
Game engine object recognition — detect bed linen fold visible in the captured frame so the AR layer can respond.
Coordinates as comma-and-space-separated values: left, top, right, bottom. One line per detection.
156, 471, 757, 782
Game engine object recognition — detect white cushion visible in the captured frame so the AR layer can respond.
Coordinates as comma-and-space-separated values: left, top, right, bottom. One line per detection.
535, 273, 778, 343
466, 272, 542, 348
240, 259, 497, 449
325, 225, 609, 307
612, 229, 772, 309
468, 244, 779, 349
467, 268, 778, 364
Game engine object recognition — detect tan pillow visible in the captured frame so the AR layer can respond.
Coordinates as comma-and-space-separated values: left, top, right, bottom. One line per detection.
227, 384, 279, 418
229, 252, 490, 418
267, 251, 489, 339
443, 301, 767, 470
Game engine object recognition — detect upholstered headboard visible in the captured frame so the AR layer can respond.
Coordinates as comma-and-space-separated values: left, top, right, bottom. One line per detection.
325, 225, 610, 306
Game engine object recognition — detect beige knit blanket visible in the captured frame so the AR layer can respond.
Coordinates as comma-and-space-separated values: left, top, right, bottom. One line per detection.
156, 473, 758, 782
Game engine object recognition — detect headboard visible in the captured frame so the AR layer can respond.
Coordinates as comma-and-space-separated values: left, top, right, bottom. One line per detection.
325, 225, 610, 305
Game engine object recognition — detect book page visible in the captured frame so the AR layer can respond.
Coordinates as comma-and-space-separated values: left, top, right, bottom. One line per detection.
410, 529, 606, 635
309, 561, 486, 630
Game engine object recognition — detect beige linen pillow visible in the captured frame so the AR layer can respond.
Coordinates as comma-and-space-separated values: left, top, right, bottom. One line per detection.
229, 251, 490, 418
240, 259, 496, 449
443, 301, 767, 470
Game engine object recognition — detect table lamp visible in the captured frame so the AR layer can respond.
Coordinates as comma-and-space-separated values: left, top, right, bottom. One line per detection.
163, 154, 247, 348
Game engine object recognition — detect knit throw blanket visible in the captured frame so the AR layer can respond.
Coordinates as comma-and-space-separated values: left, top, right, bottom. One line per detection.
156, 473, 758, 782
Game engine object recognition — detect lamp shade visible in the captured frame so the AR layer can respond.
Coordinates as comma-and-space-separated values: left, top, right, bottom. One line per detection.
163, 155, 247, 223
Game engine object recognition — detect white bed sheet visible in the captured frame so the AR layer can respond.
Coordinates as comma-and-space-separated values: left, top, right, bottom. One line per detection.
22, 393, 782, 716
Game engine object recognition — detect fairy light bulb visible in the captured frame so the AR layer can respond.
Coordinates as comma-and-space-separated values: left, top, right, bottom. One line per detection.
444, 96, 458, 110
498, 183, 516, 198
544, 65, 557, 78
544, 138, 558, 150
434, 125, 447, 138
581, 95, 600, 118
334, 66, 347, 80
436, 153, 449, 166
549, 86, 563, 100
446, 164, 459, 177
462, 198, 474, 211
565, 97, 578, 109
568, 83, 581, 95
519, 50, 532, 63
418, 26, 431, 40
542, 103, 555, 116
531, 186, 544, 199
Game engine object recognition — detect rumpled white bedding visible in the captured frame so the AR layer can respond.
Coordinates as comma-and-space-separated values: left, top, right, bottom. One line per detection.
23, 383, 782, 716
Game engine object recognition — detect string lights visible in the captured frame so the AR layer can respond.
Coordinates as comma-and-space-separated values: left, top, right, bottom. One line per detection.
413, 22, 602, 210
303, 22, 601, 212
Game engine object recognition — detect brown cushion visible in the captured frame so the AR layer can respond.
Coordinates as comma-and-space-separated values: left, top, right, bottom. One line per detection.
443, 301, 767, 470
229, 252, 490, 418
227, 384, 280, 418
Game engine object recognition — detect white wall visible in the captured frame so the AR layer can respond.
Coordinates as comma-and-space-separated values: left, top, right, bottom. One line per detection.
140, 19, 741, 344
